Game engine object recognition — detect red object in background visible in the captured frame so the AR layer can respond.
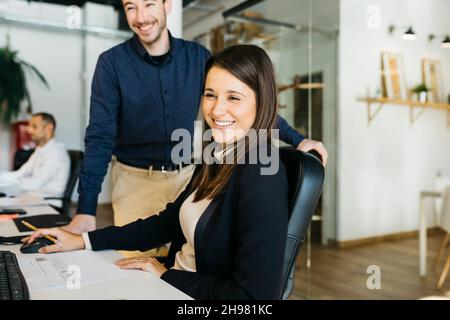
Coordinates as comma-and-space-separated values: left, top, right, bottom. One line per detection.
11, 121, 35, 149
10, 120, 35, 170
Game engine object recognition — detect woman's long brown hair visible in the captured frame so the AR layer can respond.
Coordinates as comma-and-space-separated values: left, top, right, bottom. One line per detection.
192, 44, 279, 201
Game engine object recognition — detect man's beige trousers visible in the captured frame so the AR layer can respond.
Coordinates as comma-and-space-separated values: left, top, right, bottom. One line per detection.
111, 158, 195, 257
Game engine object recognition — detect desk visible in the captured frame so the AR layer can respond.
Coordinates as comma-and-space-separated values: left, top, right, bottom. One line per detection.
0, 205, 60, 236
419, 190, 442, 277
0, 206, 191, 300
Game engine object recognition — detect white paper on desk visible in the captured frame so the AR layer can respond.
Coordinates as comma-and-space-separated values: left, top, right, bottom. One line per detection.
18, 250, 127, 291
0, 192, 46, 208
22, 205, 60, 217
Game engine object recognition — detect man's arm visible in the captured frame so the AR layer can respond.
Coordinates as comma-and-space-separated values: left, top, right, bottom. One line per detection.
277, 115, 304, 147
10, 153, 36, 180
0, 155, 35, 188
65, 52, 121, 234
277, 115, 328, 166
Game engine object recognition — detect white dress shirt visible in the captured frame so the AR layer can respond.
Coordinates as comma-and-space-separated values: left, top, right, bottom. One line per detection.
0, 139, 70, 202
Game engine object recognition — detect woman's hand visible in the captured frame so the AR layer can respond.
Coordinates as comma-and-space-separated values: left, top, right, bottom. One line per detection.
115, 257, 168, 278
21, 228, 85, 253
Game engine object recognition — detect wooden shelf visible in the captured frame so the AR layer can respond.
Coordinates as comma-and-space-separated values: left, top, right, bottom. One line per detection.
357, 97, 450, 127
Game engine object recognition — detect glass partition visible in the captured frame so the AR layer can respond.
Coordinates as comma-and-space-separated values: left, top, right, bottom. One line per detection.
223, 0, 339, 299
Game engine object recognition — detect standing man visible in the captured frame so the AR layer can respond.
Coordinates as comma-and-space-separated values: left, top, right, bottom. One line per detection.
65, 0, 327, 235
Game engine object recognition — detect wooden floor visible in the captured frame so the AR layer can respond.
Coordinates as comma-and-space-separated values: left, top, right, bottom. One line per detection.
292, 235, 450, 300
91, 204, 450, 300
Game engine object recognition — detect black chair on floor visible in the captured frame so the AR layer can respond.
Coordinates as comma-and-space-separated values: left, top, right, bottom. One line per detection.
45, 150, 84, 216
278, 147, 325, 300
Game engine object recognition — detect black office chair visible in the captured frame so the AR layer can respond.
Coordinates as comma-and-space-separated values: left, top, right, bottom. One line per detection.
278, 147, 325, 300
13, 149, 35, 170
44, 150, 84, 217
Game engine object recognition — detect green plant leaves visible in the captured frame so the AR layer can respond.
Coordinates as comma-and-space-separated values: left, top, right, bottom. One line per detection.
0, 47, 49, 126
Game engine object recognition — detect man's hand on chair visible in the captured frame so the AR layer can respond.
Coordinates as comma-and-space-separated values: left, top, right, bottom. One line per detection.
63, 214, 96, 234
296, 139, 328, 166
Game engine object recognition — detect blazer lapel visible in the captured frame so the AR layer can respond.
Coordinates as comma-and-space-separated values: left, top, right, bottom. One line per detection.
194, 196, 221, 267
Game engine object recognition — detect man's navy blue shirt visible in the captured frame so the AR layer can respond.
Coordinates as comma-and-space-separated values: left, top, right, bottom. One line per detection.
78, 34, 304, 215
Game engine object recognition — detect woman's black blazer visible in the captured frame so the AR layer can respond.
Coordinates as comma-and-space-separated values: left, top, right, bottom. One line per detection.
88, 162, 289, 299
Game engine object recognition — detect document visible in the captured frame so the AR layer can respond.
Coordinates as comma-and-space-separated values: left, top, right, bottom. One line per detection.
18, 250, 127, 291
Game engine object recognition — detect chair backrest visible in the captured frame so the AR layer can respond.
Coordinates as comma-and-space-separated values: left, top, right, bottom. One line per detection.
13, 148, 83, 216
60, 150, 84, 216
13, 149, 35, 170
278, 147, 325, 300
440, 186, 450, 233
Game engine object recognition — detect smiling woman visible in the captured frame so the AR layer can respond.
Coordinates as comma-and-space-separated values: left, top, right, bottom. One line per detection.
193, 44, 279, 201
24, 44, 291, 300
202, 66, 257, 144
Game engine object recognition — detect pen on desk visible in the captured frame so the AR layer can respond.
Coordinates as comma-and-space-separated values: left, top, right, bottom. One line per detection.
21, 221, 58, 244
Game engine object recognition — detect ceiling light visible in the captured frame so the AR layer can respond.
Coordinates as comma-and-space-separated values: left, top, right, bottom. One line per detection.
441, 35, 450, 48
401, 27, 417, 40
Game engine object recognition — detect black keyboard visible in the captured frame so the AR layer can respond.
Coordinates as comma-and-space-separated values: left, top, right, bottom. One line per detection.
0, 251, 29, 300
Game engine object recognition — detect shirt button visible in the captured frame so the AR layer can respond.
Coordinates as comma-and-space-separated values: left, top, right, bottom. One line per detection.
164, 89, 168, 94
166, 114, 170, 119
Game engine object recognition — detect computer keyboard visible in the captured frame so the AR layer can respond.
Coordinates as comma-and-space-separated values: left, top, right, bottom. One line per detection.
0, 251, 29, 300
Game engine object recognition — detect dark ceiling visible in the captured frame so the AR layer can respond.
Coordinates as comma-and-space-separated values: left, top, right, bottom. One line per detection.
24, 0, 197, 9
23, 1, 119, 9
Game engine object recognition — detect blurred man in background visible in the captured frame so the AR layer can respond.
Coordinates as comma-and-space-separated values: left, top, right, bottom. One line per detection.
0, 112, 70, 205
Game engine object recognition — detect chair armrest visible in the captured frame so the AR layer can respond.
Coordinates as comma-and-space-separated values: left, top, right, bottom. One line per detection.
44, 197, 71, 202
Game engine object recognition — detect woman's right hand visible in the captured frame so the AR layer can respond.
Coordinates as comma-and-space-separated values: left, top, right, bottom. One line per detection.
21, 228, 85, 253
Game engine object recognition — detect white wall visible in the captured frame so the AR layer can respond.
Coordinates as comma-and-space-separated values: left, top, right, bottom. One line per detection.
167, 0, 182, 38
339, 0, 450, 241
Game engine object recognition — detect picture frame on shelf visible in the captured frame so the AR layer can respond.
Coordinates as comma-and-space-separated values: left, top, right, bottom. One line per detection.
422, 58, 444, 103
381, 52, 408, 100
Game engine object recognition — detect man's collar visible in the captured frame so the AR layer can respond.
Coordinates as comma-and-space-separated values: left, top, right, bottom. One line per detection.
36, 138, 55, 151
130, 31, 178, 65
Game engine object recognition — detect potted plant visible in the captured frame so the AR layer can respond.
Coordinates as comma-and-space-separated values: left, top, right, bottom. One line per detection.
411, 83, 429, 103
0, 46, 49, 127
